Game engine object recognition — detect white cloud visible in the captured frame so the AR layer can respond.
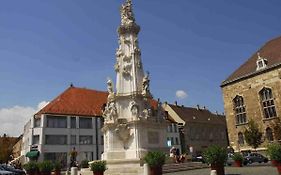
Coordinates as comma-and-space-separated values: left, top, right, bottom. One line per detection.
176, 90, 188, 99
0, 101, 49, 137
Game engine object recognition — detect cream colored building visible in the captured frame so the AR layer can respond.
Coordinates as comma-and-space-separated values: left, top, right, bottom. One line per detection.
163, 103, 228, 155
221, 36, 281, 151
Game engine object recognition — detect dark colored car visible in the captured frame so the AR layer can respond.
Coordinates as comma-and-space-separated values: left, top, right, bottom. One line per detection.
244, 153, 268, 164
226, 153, 248, 166
0, 165, 24, 175
0, 166, 15, 175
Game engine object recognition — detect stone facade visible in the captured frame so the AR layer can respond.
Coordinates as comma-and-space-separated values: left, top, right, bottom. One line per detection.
163, 103, 228, 155
222, 67, 281, 151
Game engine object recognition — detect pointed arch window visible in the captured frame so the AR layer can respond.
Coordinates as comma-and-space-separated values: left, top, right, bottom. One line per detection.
233, 96, 247, 125
266, 127, 274, 141
260, 88, 277, 119
238, 132, 244, 145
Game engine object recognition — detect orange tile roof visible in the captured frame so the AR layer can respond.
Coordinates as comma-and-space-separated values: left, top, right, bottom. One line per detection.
222, 36, 281, 86
36, 86, 158, 117
36, 86, 108, 117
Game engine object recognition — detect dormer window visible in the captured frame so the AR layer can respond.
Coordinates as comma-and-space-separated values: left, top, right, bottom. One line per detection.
256, 52, 268, 70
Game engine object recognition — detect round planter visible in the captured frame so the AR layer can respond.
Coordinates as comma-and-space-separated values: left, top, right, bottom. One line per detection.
93, 172, 104, 175
272, 160, 279, 167
211, 163, 225, 175
234, 160, 242, 167
149, 166, 162, 175
54, 170, 61, 175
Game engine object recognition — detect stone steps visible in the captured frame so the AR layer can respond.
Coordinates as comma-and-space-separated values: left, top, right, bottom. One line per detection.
163, 162, 209, 173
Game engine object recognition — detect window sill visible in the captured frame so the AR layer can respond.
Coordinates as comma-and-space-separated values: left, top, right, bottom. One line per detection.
263, 117, 278, 122
235, 122, 248, 127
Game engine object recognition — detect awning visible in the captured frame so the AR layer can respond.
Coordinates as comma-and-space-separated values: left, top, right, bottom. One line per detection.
25, 151, 40, 158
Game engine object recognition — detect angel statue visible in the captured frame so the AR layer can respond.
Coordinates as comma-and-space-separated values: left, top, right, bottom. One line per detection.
107, 79, 115, 102
142, 72, 151, 96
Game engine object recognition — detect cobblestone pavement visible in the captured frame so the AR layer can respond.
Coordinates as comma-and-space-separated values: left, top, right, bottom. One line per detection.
165, 164, 278, 175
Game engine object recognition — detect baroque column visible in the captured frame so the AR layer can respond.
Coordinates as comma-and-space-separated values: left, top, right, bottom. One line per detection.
102, 0, 168, 174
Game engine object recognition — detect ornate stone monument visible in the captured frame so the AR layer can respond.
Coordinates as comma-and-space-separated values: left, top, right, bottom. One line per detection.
102, 0, 168, 174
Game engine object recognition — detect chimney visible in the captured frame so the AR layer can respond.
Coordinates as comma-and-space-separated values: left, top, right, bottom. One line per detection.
175, 101, 178, 106
196, 104, 200, 110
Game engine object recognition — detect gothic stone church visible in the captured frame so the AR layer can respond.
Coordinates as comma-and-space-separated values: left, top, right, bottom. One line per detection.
221, 36, 281, 151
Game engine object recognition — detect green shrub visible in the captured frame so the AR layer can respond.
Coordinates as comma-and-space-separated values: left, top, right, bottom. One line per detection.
38, 161, 54, 173
203, 145, 227, 165
90, 161, 106, 173
144, 151, 166, 168
232, 153, 243, 162
53, 161, 61, 171
23, 161, 38, 173
80, 160, 89, 168
267, 143, 281, 161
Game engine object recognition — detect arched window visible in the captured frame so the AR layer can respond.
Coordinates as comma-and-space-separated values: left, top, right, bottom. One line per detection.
266, 127, 274, 141
238, 132, 244, 145
260, 88, 277, 119
233, 96, 247, 125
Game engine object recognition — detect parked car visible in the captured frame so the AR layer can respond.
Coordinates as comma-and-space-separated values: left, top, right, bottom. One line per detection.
226, 153, 248, 166
0, 166, 15, 175
244, 153, 268, 164
0, 165, 24, 175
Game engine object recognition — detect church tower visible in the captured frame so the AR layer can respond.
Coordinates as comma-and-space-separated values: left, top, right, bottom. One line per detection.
102, 0, 168, 174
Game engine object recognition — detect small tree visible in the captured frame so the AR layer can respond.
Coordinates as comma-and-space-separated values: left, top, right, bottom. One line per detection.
244, 120, 263, 150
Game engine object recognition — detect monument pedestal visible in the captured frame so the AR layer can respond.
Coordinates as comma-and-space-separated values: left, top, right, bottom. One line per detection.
104, 159, 144, 175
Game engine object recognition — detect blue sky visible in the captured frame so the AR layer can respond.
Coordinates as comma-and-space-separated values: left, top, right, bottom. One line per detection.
1, 0, 281, 119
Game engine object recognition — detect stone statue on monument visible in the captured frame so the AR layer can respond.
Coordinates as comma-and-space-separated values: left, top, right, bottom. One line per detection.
142, 72, 151, 96
120, 0, 135, 25
103, 101, 117, 123
107, 79, 115, 102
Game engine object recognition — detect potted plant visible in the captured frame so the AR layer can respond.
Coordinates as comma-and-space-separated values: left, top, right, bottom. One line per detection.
53, 161, 61, 175
38, 161, 54, 175
267, 143, 281, 166
232, 153, 243, 167
144, 151, 166, 175
267, 143, 281, 174
23, 161, 39, 175
80, 160, 89, 171
203, 145, 227, 175
90, 160, 106, 175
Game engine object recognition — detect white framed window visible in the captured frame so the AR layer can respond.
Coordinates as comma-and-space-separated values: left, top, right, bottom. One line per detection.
79, 135, 93, 145
233, 96, 247, 125
32, 135, 39, 145
79, 118, 92, 129
256, 53, 268, 70
45, 135, 67, 145
70, 117, 76, 128
260, 88, 277, 119
46, 116, 67, 128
